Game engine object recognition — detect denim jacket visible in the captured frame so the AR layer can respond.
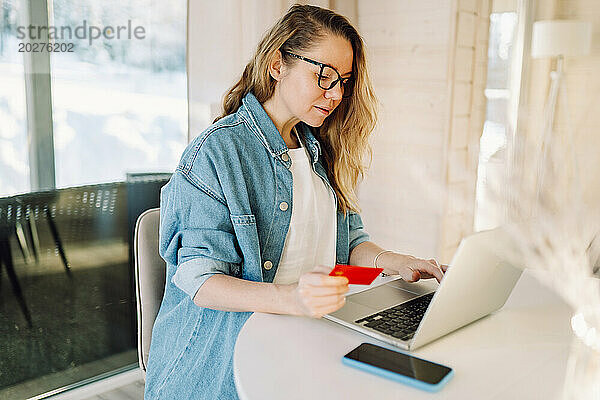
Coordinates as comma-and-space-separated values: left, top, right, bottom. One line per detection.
144, 92, 370, 399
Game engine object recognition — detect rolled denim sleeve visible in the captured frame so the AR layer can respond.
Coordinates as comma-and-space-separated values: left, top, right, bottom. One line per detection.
159, 170, 242, 299
348, 211, 370, 253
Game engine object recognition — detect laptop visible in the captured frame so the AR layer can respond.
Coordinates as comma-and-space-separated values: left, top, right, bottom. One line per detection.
324, 228, 523, 350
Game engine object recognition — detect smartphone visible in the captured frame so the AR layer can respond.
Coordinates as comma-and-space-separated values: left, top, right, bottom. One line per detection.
342, 343, 454, 392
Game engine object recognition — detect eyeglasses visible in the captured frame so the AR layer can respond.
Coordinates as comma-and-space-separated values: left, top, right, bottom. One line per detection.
281, 50, 354, 98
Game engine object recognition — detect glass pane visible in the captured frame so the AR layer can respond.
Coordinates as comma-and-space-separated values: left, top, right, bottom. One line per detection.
0, 179, 168, 398
50, 0, 187, 188
0, 0, 30, 196
0, 0, 186, 397
474, 12, 518, 231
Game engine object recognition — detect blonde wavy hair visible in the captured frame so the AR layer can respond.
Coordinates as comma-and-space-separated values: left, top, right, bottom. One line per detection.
215, 4, 378, 214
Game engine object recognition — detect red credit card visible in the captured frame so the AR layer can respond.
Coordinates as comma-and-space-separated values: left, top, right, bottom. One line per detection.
329, 264, 383, 285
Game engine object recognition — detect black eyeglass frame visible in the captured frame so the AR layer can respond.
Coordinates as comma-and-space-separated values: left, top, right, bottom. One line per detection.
281, 50, 354, 98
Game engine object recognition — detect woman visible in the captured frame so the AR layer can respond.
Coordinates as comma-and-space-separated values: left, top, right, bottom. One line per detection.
145, 4, 446, 399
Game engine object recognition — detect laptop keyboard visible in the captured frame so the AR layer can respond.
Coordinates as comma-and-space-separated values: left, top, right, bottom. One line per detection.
354, 292, 435, 341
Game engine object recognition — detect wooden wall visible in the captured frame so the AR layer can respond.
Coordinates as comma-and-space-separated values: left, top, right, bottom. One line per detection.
357, 0, 491, 262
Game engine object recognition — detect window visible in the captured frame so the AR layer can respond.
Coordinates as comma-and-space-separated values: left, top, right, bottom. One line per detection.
0, 0, 30, 196
50, 0, 187, 188
0, 0, 187, 397
474, 11, 518, 231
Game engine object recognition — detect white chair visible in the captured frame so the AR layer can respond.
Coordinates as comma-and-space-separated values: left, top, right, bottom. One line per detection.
133, 208, 165, 378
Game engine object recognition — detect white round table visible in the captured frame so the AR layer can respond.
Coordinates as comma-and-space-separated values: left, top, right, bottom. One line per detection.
234, 271, 574, 400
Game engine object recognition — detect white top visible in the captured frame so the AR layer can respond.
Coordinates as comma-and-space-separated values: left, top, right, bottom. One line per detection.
273, 129, 337, 285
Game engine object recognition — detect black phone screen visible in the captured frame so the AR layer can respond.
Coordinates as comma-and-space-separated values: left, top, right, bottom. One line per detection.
343, 343, 452, 385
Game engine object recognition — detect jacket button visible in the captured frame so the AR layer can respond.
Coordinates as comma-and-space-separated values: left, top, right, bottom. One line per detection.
279, 202, 288, 211
281, 153, 289, 162
263, 260, 273, 270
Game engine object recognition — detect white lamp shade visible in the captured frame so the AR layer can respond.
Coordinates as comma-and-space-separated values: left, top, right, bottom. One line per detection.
531, 20, 592, 58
